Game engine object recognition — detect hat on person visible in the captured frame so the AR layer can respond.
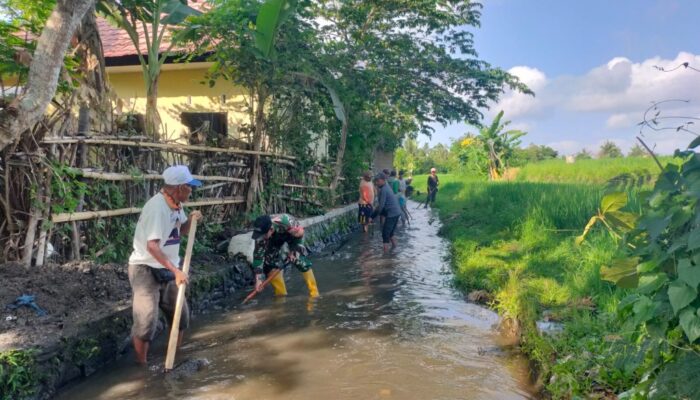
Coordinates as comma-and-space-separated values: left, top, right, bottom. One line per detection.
374, 172, 387, 181
162, 165, 202, 187
252, 215, 273, 240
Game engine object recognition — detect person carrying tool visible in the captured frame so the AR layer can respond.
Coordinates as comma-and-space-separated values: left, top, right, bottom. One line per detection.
371, 172, 402, 252
251, 214, 320, 298
128, 165, 202, 365
424, 167, 439, 208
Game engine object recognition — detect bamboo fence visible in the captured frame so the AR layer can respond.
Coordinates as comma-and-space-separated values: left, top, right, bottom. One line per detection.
0, 134, 340, 266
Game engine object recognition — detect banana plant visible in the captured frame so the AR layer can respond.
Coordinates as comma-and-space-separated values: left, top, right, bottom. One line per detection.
575, 191, 638, 245
254, 0, 297, 59
97, 0, 202, 139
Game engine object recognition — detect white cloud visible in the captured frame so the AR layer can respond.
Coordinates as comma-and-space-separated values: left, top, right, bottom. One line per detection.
431, 52, 700, 155
606, 113, 638, 129
493, 52, 700, 119
489, 66, 546, 119
483, 52, 700, 155
567, 52, 700, 113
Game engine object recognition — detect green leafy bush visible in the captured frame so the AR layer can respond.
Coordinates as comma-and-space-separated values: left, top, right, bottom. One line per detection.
0, 349, 38, 399
602, 149, 700, 397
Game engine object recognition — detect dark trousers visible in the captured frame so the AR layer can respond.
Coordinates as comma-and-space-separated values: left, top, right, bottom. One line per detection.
382, 216, 400, 243
426, 188, 437, 206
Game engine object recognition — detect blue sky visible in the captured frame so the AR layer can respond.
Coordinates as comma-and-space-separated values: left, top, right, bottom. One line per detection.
424, 0, 700, 155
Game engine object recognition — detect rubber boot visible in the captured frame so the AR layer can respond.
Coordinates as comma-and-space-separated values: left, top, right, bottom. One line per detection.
302, 270, 320, 298
270, 270, 287, 296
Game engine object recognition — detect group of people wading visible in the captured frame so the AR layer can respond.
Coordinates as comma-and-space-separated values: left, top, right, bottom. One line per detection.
125, 165, 437, 365
358, 168, 439, 251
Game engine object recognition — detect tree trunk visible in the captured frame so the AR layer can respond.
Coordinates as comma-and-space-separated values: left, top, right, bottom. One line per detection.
76, 5, 109, 134
246, 90, 267, 213
0, 0, 95, 152
329, 107, 348, 198
145, 76, 161, 140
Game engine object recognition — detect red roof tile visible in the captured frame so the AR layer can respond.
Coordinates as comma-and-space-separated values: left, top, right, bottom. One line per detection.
97, 17, 171, 58
98, 1, 208, 59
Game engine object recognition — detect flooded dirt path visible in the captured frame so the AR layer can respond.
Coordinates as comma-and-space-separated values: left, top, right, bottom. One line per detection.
56, 203, 535, 399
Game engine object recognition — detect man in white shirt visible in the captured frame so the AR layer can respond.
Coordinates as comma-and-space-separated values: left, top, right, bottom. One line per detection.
128, 165, 203, 365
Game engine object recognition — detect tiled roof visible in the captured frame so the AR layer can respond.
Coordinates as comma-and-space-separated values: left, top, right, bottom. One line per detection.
98, 1, 208, 59
97, 17, 173, 58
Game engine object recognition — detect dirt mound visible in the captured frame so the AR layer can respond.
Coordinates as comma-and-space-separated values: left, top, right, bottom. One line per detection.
0, 261, 131, 351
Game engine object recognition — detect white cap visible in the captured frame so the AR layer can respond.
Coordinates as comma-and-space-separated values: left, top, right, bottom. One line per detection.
162, 165, 202, 187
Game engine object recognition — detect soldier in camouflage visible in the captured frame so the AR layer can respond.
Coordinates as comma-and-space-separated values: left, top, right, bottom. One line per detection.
251, 214, 320, 297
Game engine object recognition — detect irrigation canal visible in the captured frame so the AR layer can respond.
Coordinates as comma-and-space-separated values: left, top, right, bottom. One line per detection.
56, 202, 535, 399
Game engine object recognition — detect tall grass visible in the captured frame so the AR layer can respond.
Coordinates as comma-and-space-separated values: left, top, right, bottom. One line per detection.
424, 173, 641, 397
515, 156, 672, 184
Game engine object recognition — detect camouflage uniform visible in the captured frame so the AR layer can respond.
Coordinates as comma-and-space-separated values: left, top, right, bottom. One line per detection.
252, 214, 312, 274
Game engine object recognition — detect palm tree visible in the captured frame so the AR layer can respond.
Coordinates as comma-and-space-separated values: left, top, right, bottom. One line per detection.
598, 140, 623, 158
627, 144, 647, 158
477, 110, 526, 180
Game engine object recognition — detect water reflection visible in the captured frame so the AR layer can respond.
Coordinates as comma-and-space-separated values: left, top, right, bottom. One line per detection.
56, 202, 535, 400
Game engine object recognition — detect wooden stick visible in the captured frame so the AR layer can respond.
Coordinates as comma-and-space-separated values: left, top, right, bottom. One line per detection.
242, 268, 282, 304
40, 138, 296, 160
68, 168, 247, 183
275, 195, 323, 206
270, 159, 296, 166
196, 182, 230, 192
51, 197, 245, 223
202, 160, 248, 169
187, 197, 246, 207
282, 183, 332, 190
164, 217, 198, 372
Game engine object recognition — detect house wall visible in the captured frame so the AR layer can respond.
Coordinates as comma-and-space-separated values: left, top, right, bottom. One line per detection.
372, 149, 395, 173
107, 62, 250, 142
107, 62, 329, 159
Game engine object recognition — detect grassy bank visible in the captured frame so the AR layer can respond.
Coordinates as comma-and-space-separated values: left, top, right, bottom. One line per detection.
515, 156, 672, 184
413, 173, 642, 397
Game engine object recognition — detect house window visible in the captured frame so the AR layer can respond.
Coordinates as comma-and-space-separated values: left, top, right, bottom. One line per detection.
181, 112, 228, 145
118, 113, 145, 134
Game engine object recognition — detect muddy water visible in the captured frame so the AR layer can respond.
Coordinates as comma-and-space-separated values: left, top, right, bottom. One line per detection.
56, 204, 535, 400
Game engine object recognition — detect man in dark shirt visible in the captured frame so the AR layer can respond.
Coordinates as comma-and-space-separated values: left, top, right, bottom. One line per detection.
371, 172, 402, 252
425, 167, 439, 209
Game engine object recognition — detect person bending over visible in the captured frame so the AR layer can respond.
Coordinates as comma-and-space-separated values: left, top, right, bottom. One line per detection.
371, 173, 402, 252
251, 214, 319, 297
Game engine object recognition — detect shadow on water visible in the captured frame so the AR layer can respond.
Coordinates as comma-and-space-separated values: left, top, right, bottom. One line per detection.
56, 201, 537, 400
